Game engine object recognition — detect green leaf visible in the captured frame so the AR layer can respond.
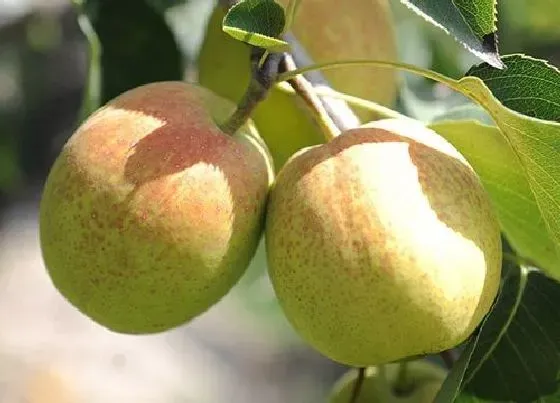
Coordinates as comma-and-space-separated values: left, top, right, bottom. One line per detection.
81, 0, 184, 107
223, 0, 289, 51
450, 55, 560, 280
453, 0, 496, 39
429, 119, 560, 277
434, 341, 478, 403
458, 264, 560, 401
432, 104, 493, 125
434, 242, 515, 403
467, 55, 560, 122
399, 0, 502, 68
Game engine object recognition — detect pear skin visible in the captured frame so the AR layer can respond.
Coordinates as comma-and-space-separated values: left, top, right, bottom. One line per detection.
40, 82, 273, 334
266, 118, 502, 366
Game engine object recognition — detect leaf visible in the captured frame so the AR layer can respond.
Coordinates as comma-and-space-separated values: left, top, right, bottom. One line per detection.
453, 0, 496, 39
445, 55, 560, 281
223, 0, 289, 50
432, 104, 493, 125
399, 0, 503, 68
434, 341, 478, 403
82, 0, 184, 106
458, 264, 560, 401
429, 119, 560, 277
467, 55, 560, 122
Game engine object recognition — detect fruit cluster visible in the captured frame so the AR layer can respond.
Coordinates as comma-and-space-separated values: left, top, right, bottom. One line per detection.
39, 81, 502, 372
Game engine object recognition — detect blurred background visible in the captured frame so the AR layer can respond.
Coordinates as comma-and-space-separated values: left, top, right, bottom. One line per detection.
0, 0, 558, 402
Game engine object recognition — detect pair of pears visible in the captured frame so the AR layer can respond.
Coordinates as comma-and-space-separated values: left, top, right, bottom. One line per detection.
39, 81, 501, 368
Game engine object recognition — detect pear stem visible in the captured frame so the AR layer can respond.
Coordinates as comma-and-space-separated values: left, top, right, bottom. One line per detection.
348, 367, 366, 403
440, 349, 456, 370
218, 0, 357, 140
282, 53, 341, 142
220, 48, 282, 135
393, 361, 414, 396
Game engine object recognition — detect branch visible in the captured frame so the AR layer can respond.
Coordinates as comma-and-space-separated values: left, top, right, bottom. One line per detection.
220, 49, 282, 134
216, 0, 360, 133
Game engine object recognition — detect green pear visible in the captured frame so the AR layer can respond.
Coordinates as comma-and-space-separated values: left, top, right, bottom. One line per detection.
276, 0, 398, 119
329, 360, 447, 403
39, 81, 274, 334
265, 118, 502, 366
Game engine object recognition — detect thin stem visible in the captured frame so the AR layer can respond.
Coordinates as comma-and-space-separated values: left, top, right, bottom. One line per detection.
277, 59, 456, 90
220, 49, 282, 135
283, 54, 340, 141
393, 361, 413, 396
349, 367, 366, 403
440, 349, 456, 370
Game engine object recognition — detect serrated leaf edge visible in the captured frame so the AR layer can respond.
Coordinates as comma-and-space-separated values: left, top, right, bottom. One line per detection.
467, 53, 560, 95
400, 0, 504, 69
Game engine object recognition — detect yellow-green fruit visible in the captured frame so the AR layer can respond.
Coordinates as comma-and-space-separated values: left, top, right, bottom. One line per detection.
277, 0, 398, 115
266, 118, 502, 366
197, 0, 398, 168
198, 5, 324, 169
39, 81, 274, 334
329, 361, 447, 403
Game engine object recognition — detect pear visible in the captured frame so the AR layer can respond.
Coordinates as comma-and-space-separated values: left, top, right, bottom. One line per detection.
329, 360, 447, 403
265, 118, 502, 366
276, 0, 398, 118
39, 81, 274, 334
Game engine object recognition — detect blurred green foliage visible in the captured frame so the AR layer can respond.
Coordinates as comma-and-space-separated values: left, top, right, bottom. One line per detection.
83, 0, 183, 105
